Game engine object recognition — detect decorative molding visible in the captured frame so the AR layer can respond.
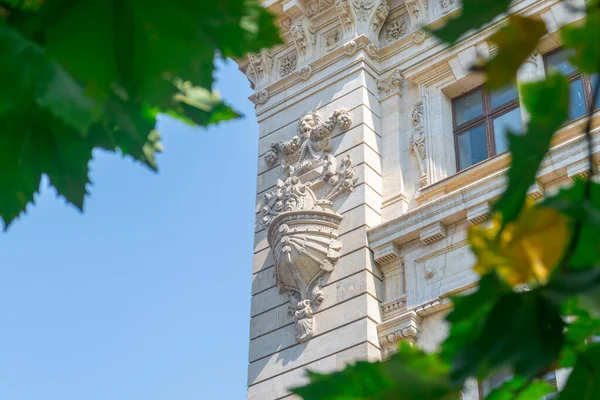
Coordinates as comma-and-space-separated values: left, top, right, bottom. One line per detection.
373, 242, 401, 265
382, 298, 406, 314
324, 29, 341, 51
279, 51, 298, 78
243, 51, 273, 89
259, 108, 358, 343
291, 17, 317, 62
255, 89, 269, 105
567, 160, 591, 181
376, 68, 404, 100
279, 16, 293, 32
467, 202, 490, 225
378, 311, 422, 358
306, 0, 335, 16
411, 29, 427, 44
439, 0, 455, 13
343, 39, 358, 55
367, 42, 380, 60
297, 65, 313, 81
384, 17, 408, 44
334, 0, 390, 41
420, 221, 447, 245
527, 181, 545, 200
410, 101, 427, 188
405, 0, 428, 28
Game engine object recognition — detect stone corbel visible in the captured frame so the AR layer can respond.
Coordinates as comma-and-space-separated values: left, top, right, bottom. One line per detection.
334, 0, 390, 42
290, 16, 317, 62
467, 202, 490, 225
378, 311, 422, 358
376, 68, 404, 100
420, 221, 447, 245
405, 0, 428, 28
373, 242, 406, 318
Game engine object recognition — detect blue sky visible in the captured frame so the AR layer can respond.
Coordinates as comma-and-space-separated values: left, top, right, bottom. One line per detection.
0, 60, 257, 399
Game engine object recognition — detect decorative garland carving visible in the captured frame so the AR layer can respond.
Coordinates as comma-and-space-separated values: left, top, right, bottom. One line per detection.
410, 101, 427, 188
260, 109, 357, 343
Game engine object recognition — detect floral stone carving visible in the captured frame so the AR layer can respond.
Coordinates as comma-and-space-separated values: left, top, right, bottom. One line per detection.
260, 109, 357, 343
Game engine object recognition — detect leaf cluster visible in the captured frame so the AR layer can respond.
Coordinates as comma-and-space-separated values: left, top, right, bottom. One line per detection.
0, 0, 282, 228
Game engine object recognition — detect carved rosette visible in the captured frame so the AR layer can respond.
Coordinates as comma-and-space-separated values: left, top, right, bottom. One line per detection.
260, 109, 358, 343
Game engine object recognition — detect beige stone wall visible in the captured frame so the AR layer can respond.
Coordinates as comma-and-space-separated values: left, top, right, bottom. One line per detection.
242, 0, 594, 398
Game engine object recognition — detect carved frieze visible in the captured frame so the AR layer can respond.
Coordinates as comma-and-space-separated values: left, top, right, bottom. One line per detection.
410, 101, 427, 188
260, 109, 357, 343
376, 68, 404, 99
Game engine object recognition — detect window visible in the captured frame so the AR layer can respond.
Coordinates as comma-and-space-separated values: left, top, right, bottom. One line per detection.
480, 370, 558, 399
544, 48, 600, 121
453, 84, 523, 171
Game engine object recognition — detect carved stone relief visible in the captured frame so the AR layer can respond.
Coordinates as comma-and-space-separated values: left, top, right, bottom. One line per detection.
439, 0, 455, 12
410, 101, 428, 188
291, 18, 317, 61
243, 51, 273, 89
306, 0, 335, 16
376, 68, 404, 99
405, 0, 428, 27
279, 51, 298, 78
385, 17, 408, 44
260, 109, 357, 343
324, 30, 341, 50
334, 0, 389, 41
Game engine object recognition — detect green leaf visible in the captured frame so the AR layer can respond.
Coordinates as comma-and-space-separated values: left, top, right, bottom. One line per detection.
485, 377, 554, 400
442, 273, 511, 364
480, 16, 547, 89
561, 4, 600, 74
543, 180, 600, 269
493, 73, 569, 226
431, 0, 512, 44
292, 342, 461, 400
450, 290, 564, 384
559, 344, 600, 399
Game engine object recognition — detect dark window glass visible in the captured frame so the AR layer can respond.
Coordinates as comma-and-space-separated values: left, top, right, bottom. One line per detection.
455, 90, 483, 125
546, 48, 577, 75
493, 107, 523, 154
491, 84, 519, 109
453, 85, 521, 171
544, 48, 599, 121
457, 124, 487, 170
569, 77, 586, 120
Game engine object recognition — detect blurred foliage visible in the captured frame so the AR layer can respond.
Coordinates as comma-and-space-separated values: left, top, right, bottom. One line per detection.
294, 1, 600, 400
0, 0, 281, 228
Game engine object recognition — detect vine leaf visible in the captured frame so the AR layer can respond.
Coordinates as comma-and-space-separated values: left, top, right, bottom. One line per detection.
492, 73, 569, 226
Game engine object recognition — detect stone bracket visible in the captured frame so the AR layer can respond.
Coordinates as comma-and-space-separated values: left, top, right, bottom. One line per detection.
420, 221, 447, 245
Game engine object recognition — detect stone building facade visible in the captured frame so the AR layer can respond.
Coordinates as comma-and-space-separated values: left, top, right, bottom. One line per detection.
239, 0, 593, 398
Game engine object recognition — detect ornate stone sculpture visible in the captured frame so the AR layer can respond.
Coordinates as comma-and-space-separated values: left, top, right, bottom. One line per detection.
405, 0, 428, 27
306, 0, 335, 16
279, 51, 298, 78
410, 101, 428, 188
265, 109, 353, 175
291, 18, 316, 61
376, 68, 404, 99
242, 51, 273, 89
260, 109, 357, 343
385, 17, 408, 43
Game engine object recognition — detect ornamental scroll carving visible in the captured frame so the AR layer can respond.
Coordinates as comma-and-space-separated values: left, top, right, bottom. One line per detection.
334, 0, 389, 41
260, 109, 357, 343
410, 101, 428, 188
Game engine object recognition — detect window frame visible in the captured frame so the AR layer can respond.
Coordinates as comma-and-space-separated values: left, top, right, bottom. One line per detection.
543, 47, 598, 118
452, 85, 521, 172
